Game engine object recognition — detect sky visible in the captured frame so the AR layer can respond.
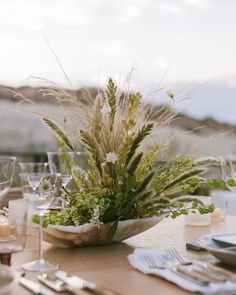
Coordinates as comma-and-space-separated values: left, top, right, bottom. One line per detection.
0, 0, 236, 123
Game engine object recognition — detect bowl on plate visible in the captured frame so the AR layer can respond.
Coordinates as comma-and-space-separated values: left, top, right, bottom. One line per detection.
197, 233, 236, 268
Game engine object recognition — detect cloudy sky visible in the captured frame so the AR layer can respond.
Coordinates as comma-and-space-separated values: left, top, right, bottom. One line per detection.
0, 0, 236, 122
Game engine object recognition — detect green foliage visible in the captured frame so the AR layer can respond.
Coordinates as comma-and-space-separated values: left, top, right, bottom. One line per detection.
43, 118, 74, 151
227, 178, 236, 187
41, 79, 217, 238
125, 123, 154, 166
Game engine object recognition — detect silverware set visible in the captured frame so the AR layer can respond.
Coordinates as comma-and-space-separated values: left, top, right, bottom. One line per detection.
19, 248, 236, 294
19, 271, 123, 295
142, 248, 236, 286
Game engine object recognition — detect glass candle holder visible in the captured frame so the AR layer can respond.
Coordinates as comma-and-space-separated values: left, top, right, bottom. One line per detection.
184, 196, 212, 226
211, 190, 228, 222
0, 199, 27, 266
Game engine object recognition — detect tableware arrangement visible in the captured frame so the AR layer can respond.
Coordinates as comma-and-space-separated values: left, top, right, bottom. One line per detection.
19, 271, 124, 295
197, 233, 236, 268
19, 162, 58, 272
128, 248, 236, 294
1, 83, 236, 295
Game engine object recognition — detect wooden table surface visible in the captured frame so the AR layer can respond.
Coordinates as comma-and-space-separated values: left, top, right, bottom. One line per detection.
10, 216, 236, 295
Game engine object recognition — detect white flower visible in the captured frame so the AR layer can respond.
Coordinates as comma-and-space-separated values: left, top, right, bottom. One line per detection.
90, 205, 103, 228
105, 152, 118, 164
101, 106, 111, 117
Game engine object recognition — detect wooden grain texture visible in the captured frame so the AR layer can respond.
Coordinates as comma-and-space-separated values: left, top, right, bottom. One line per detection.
8, 216, 236, 295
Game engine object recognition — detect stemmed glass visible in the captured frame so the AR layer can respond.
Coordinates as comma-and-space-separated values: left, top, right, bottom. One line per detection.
19, 162, 58, 272
0, 157, 16, 202
19, 163, 49, 197
219, 155, 236, 194
47, 152, 73, 188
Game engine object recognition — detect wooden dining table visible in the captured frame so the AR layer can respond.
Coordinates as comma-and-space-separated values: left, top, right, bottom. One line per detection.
9, 215, 236, 295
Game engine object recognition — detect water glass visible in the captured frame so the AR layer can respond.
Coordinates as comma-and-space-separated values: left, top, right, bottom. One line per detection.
0, 157, 16, 200
211, 190, 229, 221
184, 196, 212, 226
0, 199, 27, 266
219, 155, 236, 193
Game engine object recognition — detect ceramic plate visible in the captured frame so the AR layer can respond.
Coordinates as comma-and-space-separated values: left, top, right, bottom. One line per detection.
197, 233, 236, 268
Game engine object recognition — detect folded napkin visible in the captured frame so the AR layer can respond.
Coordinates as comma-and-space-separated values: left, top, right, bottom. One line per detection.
128, 249, 236, 294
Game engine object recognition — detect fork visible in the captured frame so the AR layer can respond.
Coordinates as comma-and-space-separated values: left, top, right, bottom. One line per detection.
166, 248, 235, 282
142, 255, 210, 286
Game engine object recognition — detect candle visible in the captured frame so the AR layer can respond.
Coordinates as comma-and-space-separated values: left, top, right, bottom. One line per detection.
211, 207, 223, 220
0, 223, 10, 238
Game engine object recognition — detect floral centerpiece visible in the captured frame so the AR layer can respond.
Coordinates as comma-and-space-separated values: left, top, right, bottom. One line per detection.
31, 78, 215, 247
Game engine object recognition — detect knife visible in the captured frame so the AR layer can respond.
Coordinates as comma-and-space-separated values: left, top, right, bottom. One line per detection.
19, 277, 55, 295
55, 271, 124, 295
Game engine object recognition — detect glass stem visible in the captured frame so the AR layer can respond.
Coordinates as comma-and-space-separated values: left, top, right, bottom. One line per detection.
38, 214, 43, 262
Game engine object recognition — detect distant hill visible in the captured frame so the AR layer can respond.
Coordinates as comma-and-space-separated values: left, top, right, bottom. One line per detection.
1, 84, 236, 136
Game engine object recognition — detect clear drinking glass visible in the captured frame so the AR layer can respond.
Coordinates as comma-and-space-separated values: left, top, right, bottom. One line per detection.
19, 163, 49, 197
19, 163, 58, 272
219, 155, 236, 194
47, 152, 73, 188
0, 199, 27, 266
47, 151, 88, 186
0, 157, 16, 202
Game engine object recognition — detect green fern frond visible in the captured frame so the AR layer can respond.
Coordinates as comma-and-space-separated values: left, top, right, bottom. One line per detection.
125, 123, 154, 166
128, 153, 143, 175
135, 171, 155, 195
170, 196, 204, 205
138, 144, 161, 177
135, 190, 154, 202
158, 168, 206, 193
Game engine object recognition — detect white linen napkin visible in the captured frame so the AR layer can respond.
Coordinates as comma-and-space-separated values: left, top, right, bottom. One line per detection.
128, 249, 236, 294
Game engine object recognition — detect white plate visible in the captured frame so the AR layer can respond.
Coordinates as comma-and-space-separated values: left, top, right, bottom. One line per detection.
212, 234, 236, 246
197, 233, 236, 268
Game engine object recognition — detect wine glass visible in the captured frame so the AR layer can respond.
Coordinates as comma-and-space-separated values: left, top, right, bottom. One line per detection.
19, 163, 58, 272
47, 152, 73, 188
18, 163, 49, 197
219, 155, 236, 193
0, 157, 16, 201
0, 199, 27, 266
